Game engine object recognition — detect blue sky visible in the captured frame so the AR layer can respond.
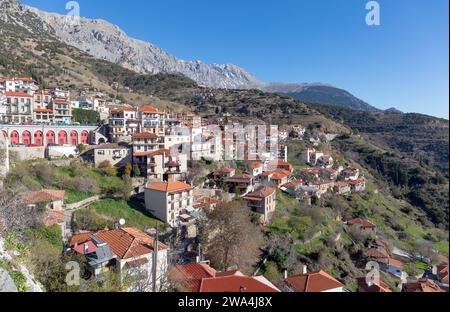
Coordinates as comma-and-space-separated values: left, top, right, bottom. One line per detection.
21, 0, 449, 118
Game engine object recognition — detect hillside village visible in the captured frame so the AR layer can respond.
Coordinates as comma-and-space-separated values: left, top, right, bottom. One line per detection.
0, 77, 448, 293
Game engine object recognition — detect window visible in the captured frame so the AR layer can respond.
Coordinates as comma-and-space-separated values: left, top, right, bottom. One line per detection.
98, 150, 105, 155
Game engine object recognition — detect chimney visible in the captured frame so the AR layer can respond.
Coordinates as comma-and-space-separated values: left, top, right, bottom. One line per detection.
302, 265, 308, 274
84, 243, 89, 254
283, 270, 288, 280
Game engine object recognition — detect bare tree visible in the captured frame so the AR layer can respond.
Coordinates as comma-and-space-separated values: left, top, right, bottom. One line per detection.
202, 201, 264, 273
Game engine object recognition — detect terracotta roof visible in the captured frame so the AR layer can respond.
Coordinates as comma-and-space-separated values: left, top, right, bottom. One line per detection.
34, 108, 53, 113
284, 270, 344, 292
388, 258, 403, 268
363, 247, 389, 260
69, 227, 168, 260
23, 189, 65, 205
437, 263, 449, 282
248, 162, 264, 169
406, 278, 445, 292
225, 173, 253, 183
139, 105, 165, 114
146, 181, 192, 193
282, 180, 303, 190
244, 186, 275, 200
222, 167, 235, 173
42, 210, 65, 227
19, 77, 36, 82
260, 169, 292, 180
133, 149, 170, 157
357, 277, 391, 292
72, 240, 97, 255
132, 132, 159, 140
300, 167, 320, 174
4, 91, 32, 97
193, 197, 221, 209
199, 271, 280, 292
347, 218, 376, 228
169, 263, 217, 292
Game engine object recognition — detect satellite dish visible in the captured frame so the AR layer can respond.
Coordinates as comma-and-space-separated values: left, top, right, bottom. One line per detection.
119, 218, 126, 226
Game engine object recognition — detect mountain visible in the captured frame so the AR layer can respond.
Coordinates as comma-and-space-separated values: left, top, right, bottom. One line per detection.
10, 0, 390, 114
262, 83, 381, 112
25, 4, 262, 90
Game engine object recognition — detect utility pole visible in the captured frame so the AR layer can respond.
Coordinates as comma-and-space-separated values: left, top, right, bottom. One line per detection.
152, 223, 158, 292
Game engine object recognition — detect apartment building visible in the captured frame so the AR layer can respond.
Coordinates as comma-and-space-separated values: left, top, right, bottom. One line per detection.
108, 108, 139, 142
145, 181, 194, 227
1, 91, 34, 123
51, 98, 72, 124
134, 148, 187, 182
139, 105, 166, 136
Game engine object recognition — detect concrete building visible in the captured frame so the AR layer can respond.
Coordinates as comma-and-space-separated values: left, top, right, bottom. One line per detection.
243, 186, 276, 224
91, 143, 131, 168
133, 149, 187, 182
108, 108, 139, 143
145, 181, 194, 227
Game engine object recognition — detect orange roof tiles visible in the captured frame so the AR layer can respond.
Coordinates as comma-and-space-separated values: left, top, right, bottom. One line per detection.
139, 105, 165, 114
23, 189, 65, 205
4, 91, 32, 97
146, 181, 192, 193
248, 162, 263, 169
34, 109, 53, 113
284, 270, 344, 292
437, 263, 449, 282
347, 218, 376, 228
199, 271, 280, 292
244, 186, 275, 200
132, 132, 159, 140
169, 263, 217, 292
357, 277, 392, 292
133, 149, 170, 157
406, 278, 445, 292
69, 227, 168, 260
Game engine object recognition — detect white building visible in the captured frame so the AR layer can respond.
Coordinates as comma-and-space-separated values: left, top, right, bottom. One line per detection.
145, 181, 194, 227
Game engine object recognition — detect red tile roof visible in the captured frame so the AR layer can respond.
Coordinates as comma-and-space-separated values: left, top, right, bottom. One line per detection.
244, 186, 275, 201
406, 278, 445, 292
4, 91, 32, 97
225, 173, 253, 183
42, 210, 65, 227
363, 247, 389, 260
170, 263, 280, 292
388, 258, 403, 268
69, 227, 167, 260
146, 181, 192, 193
139, 105, 165, 114
23, 189, 65, 205
170, 263, 217, 292
248, 162, 263, 169
133, 149, 170, 157
357, 277, 392, 292
132, 132, 159, 140
34, 108, 53, 113
200, 271, 280, 292
437, 263, 449, 282
347, 218, 376, 228
284, 270, 344, 292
